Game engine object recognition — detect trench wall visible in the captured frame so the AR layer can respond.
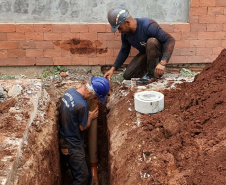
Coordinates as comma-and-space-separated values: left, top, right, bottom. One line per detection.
0, 0, 225, 67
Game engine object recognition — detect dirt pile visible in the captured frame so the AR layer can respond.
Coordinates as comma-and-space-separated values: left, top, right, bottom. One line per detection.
108, 49, 226, 185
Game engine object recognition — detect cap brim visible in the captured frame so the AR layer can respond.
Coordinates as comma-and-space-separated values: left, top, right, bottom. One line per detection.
111, 25, 120, 32
99, 96, 106, 103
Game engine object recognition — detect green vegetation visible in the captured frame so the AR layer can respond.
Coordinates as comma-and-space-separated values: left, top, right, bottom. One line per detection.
93, 72, 104, 77
0, 75, 16, 80
180, 68, 200, 77
41, 66, 67, 79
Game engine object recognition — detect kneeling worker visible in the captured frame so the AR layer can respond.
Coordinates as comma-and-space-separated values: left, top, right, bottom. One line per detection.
104, 7, 175, 85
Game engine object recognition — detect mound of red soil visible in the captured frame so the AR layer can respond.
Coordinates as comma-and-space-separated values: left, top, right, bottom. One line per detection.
108, 49, 226, 185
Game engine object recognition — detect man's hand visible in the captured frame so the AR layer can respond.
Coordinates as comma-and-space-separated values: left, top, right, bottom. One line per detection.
89, 106, 99, 120
155, 61, 166, 78
104, 67, 115, 80
80, 106, 99, 131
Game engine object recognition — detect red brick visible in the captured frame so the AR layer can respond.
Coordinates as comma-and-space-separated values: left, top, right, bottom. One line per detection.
113, 49, 120, 57
159, 24, 175, 32
182, 32, 199, 40
34, 24, 52, 32
216, 15, 226, 24
114, 33, 121, 41
36, 58, 53, 65
170, 32, 182, 40
174, 23, 190, 32
105, 25, 112, 33
62, 33, 80, 40
187, 56, 204, 63
196, 48, 213, 55
189, 15, 199, 24
70, 25, 89, 33
203, 55, 218, 63
18, 41, 36, 49
190, 0, 200, 7
89, 24, 106, 32
44, 33, 62, 40
16, 24, 34, 32
191, 24, 207, 32
0, 58, 18, 65
104, 49, 114, 57
105, 57, 115, 65
26, 49, 43, 57
18, 58, 36, 65
216, 0, 226, 6
214, 32, 226, 39
213, 47, 224, 55
71, 56, 89, 65
96, 47, 110, 57
88, 56, 105, 65
207, 24, 223, 31
80, 32, 97, 41
174, 48, 196, 56
190, 40, 206, 47
223, 24, 226, 31
190, 7, 208, 16
222, 40, 226, 47
0, 33, 7, 41
61, 50, 74, 57
53, 57, 72, 65
8, 49, 26, 57
0, 41, 18, 49
199, 15, 216, 23
0, 50, 7, 58
52, 24, 70, 33
208, 7, 224, 15
35, 41, 53, 49
106, 41, 121, 49
7, 33, 25, 41
0, 24, 15, 32
205, 40, 222, 47
25, 32, 43, 41
44, 49, 61, 57
97, 33, 115, 41
198, 32, 214, 39
199, 0, 216, 7
175, 40, 190, 48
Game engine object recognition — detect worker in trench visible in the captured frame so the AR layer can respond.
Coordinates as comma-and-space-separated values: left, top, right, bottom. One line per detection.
59, 77, 110, 185
104, 7, 175, 85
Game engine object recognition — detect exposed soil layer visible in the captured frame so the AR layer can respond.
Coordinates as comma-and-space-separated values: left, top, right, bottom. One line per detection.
107, 49, 226, 185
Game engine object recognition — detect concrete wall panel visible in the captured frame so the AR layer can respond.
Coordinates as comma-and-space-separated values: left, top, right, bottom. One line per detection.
0, 0, 189, 23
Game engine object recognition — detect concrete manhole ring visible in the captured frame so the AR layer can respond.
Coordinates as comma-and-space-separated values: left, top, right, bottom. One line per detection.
134, 91, 164, 114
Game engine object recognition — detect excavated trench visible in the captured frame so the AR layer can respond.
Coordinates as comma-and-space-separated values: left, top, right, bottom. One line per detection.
1, 49, 226, 185
0, 79, 110, 185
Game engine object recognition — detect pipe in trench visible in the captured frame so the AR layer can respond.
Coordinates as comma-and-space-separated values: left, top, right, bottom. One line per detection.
87, 99, 99, 185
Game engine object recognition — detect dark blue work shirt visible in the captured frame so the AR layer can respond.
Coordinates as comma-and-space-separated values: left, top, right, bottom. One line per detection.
113, 18, 175, 69
59, 88, 89, 147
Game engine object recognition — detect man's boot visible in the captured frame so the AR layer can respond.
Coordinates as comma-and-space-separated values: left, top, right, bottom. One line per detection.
136, 58, 158, 85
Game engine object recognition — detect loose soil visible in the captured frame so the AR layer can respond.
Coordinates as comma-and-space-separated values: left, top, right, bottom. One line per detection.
0, 49, 225, 185
107, 49, 226, 185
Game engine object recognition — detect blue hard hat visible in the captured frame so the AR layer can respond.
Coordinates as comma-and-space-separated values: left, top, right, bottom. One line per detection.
107, 7, 129, 32
91, 77, 110, 103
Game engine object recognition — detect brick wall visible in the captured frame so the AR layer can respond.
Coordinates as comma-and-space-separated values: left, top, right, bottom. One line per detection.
0, 0, 225, 66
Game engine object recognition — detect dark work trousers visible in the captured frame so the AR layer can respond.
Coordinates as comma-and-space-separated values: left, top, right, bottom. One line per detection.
123, 37, 163, 80
66, 145, 92, 185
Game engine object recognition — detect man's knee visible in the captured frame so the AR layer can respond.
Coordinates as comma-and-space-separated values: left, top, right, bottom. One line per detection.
146, 38, 160, 50
146, 38, 162, 58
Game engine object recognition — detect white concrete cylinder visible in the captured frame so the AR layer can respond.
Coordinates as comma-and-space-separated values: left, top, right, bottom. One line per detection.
134, 91, 164, 114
